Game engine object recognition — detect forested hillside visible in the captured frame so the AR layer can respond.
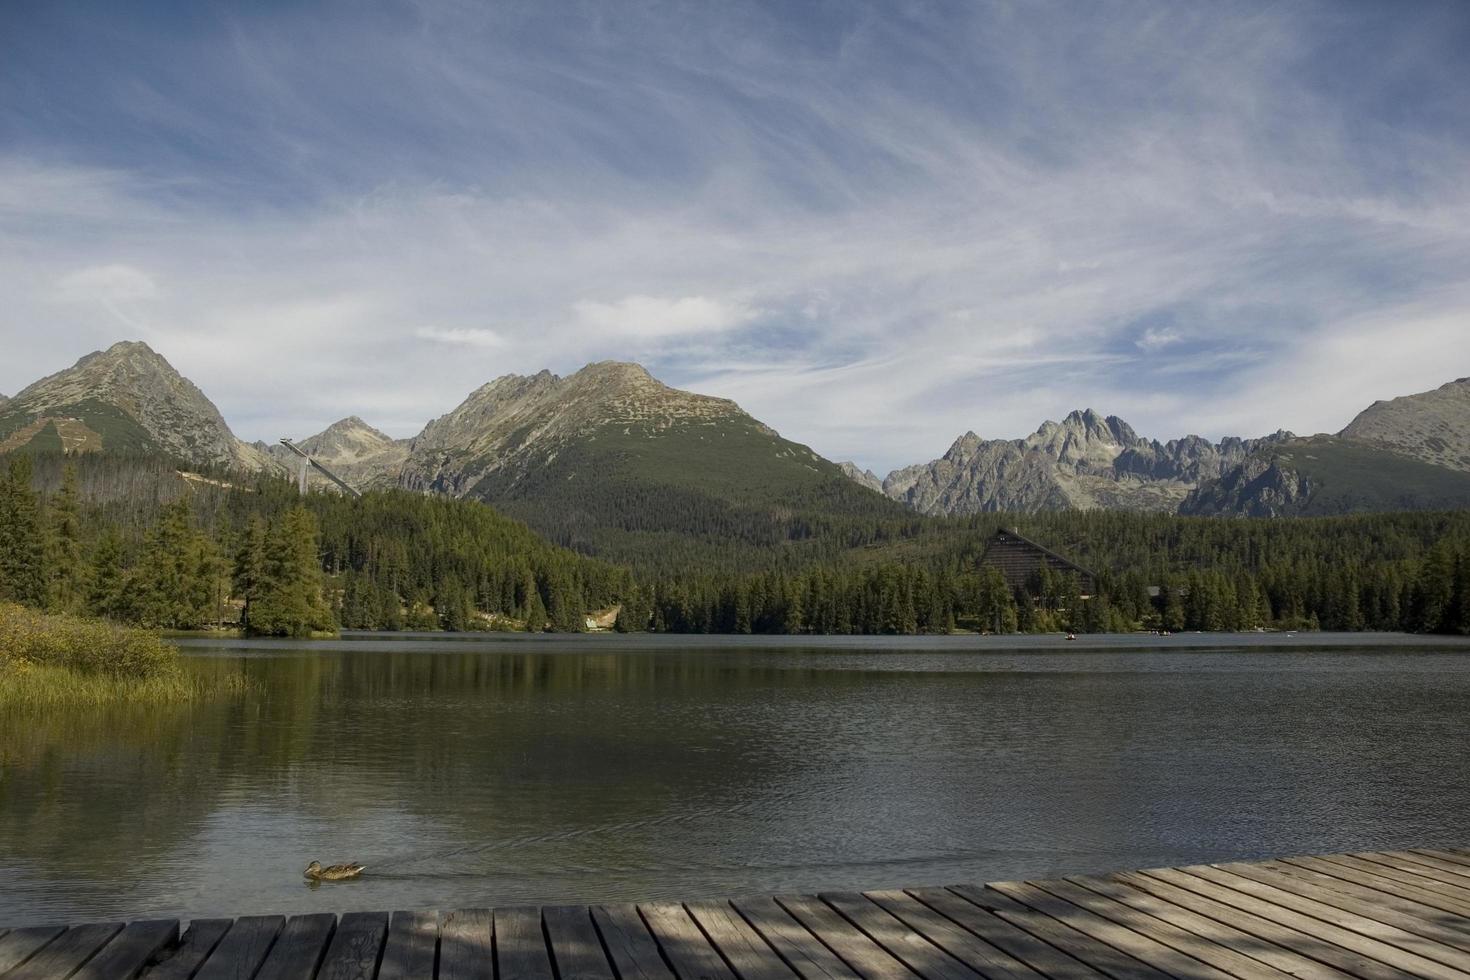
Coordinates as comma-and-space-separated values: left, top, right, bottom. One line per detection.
1, 451, 1468, 636
1, 454, 633, 635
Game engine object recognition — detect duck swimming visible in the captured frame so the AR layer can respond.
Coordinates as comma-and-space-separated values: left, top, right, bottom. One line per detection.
303, 861, 365, 881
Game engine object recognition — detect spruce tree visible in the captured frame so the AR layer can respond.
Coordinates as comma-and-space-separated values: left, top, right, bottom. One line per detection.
46, 465, 86, 612
0, 457, 46, 606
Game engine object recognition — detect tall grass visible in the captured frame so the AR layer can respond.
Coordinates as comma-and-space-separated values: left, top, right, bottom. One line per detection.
0, 603, 248, 706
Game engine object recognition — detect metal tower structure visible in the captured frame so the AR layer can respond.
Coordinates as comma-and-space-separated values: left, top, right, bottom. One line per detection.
279, 439, 363, 498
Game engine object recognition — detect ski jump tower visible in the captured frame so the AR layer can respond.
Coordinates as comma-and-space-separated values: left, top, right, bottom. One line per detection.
279, 438, 363, 498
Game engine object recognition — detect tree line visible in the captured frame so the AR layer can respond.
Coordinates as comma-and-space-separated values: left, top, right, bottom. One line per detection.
1, 452, 1468, 636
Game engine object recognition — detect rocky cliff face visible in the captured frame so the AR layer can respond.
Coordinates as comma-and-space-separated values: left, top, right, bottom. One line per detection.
1178, 451, 1313, 517
0, 341, 267, 469
1340, 377, 1470, 472
879, 409, 1290, 514
838, 462, 883, 494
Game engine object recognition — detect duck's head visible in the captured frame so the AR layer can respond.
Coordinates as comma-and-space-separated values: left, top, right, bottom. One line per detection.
303, 861, 322, 877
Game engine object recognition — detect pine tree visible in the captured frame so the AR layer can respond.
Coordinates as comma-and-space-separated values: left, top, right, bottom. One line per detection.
246, 507, 332, 637
233, 516, 269, 633
86, 527, 128, 620
130, 498, 217, 628
46, 465, 86, 612
0, 457, 46, 606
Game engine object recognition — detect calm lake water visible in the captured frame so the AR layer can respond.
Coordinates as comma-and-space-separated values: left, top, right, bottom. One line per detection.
4, 632, 1470, 926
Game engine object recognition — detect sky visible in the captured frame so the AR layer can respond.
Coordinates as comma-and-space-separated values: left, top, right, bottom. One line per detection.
2, 0, 1468, 474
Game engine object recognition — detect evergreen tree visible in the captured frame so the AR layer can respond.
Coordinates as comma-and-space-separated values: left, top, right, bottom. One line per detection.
46, 465, 86, 612
246, 507, 332, 637
0, 457, 46, 606
86, 527, 128, 620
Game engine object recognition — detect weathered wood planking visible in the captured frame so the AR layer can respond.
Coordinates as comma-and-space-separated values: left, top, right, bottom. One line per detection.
143, 919, 234, 980
377, 911, 438, 980
7, 847, 1470, 979
72, 920, 180, 980
3, 922, 122, 980
438, 908, 492, 980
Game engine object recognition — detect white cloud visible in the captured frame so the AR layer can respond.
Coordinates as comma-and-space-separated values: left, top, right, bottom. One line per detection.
1135, 327, 1183, 352
1, 3, 1468, 470
54, 263, 159, 303
571, 295, 753, 340
415, 326, 509, 348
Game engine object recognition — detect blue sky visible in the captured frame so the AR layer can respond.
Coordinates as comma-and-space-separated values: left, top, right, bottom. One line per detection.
2, 0, 1468, 473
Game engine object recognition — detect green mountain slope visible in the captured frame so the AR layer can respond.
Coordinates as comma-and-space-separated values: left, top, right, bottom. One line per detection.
398, 361, 909, 572
1182, 435, 1470, 516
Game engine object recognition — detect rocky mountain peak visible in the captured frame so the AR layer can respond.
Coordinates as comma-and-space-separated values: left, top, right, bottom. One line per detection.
877, 407, 1292, 515
298, 416, 402, 459
1341, 376, 1470, 472
4, 339, 261, 469
838, 462, 883, 494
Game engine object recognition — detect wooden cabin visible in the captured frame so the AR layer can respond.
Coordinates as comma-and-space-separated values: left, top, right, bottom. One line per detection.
979, 527, 1097, 597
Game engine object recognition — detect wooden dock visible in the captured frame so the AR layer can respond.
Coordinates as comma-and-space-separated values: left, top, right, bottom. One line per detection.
4, 847, 1470, 979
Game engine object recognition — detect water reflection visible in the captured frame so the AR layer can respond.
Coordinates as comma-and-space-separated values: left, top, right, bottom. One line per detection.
3, 637, 1470, 925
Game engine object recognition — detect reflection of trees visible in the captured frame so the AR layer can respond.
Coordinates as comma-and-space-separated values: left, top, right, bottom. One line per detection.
0, 647, 866, 890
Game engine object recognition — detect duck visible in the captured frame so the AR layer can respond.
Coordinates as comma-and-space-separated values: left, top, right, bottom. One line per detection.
303, 860, 366, 881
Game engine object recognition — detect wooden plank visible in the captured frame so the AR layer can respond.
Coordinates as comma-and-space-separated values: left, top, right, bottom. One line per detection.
905, 888, 1106, 980
317, 911, 387, 980
378, 911, 439, 980
1212, 862, 1470, 960
254, 913, 338, 980
591, 905, 673, 980
1290, 856, 1470, 915
1117, 871, 1420, 980
1067, 874, 1356, 980
543, 906, 614, 980
1150, 867, 1469, 980
1341, 854, 1470, 900
1267, 857, 1470, 921
950, 884, 1174, 980
195, 916, 287, 980
0, 926, 66, 974
988, 880, 1239, 980
1410, 851, 1470, 875
440, 909, 493, 980
774, 894, 915, 980
1399, 851, 1470, 882
142, 919, 234, 980
639, 902, 735, 980
860, 890, 1043, 980
1029, 878, 1295, 980
4, 922, 123, 980
729, 896, 860, 980
820, 892, 984, 980
685, 901, 796, 980
496, 907, 555, 980
74, 920, 180, 980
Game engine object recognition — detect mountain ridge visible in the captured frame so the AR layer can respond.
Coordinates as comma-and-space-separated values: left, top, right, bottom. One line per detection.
877, 409, 1292, 514
4, 340, 1468, 526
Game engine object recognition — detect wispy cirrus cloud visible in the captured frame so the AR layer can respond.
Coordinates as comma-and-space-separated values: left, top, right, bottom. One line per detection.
416, 326, 508, 349
1, 1, 1467, 470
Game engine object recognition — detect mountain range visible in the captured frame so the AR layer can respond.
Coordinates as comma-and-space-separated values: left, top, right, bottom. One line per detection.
3, 342, 1469, 534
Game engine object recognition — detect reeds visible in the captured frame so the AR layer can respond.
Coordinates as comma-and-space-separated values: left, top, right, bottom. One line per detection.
0, 603, 249, 706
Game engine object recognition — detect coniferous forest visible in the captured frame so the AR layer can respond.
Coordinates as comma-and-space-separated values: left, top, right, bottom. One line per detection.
1, 451, 1468, 637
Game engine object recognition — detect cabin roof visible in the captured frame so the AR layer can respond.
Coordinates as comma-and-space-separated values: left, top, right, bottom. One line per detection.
979, 527, 1098, 593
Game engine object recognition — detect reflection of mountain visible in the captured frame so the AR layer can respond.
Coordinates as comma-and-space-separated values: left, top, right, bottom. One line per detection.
9, 640, 1467, 922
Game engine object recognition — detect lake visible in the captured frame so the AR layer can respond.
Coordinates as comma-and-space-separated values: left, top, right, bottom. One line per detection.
3, 631, 1470, 927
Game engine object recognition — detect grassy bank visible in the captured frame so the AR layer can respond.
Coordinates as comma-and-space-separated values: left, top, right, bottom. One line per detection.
0, 603, 248, 707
